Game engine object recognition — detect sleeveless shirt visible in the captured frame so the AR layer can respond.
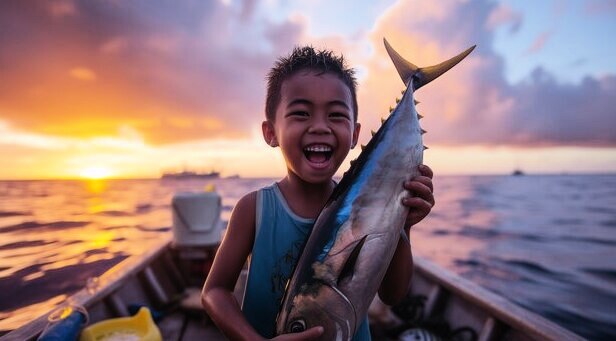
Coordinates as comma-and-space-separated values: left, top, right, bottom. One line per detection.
241, 183, 371, 340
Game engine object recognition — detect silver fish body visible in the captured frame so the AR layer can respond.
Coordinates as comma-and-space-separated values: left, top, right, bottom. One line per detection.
275, 38, 475, 340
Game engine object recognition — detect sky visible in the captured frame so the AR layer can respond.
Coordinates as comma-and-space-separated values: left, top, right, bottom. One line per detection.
1, 0, 615, 179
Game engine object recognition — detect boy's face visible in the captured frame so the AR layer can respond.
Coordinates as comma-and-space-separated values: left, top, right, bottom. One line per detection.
263, 71, 361, 184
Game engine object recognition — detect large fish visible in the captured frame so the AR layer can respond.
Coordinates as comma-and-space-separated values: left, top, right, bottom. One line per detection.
275, 38, 475, 340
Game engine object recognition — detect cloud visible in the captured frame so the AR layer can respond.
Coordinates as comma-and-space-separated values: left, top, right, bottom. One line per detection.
358, 0, 616, 148
47, 0, 77, 18
69, 67, 96, 81
0, 0, 614, 152
0, 0, 306, 145
584, 0, 616, 14
486, 3, 523, 34
525, 31, 552, 54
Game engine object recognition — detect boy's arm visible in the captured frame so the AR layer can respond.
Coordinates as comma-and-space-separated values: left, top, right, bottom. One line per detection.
201, 191, 324, 341
378, 164, 434, 305
201, 191, 263, 340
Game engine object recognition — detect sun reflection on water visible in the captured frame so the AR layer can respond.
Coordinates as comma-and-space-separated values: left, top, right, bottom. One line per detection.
84, 179, 107, 195
89, 231, 114, 248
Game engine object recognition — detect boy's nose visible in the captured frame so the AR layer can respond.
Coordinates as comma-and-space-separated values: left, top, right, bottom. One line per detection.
307, 117, 332, 134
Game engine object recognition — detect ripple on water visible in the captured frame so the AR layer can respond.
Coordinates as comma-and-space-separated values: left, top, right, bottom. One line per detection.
135, 203, 153, 213
559, 236, 616, 246
502, 259, 557, 276
0, 240, 52, 251
453, 258, 483, 268
94, 210, 133, 217
0, 211, 30, 218
585, 206, 616, 214
0, 221, 91, 234
581, 268, 616, 283
537, 291, 616, 339
600, 219, 616, 228
551, 218, 583, 226
458, 225, 502, 239
135, 225, 170, 232
0, 257, 127, 312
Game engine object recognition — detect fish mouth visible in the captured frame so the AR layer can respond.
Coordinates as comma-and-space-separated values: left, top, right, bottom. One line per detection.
303, 143, 334, 168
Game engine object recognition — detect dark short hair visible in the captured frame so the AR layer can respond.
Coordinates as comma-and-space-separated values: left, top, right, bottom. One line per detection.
265, 46, 358, 122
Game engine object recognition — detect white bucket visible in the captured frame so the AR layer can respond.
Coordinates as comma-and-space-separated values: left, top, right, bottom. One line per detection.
171, 191, 224, 247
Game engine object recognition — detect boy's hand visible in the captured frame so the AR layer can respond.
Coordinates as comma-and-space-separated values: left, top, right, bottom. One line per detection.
272, 326, 324, 340
402, 164, 435, 229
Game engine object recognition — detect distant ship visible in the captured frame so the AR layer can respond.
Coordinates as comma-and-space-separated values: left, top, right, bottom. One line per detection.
511, 169, 525, 176
161, 170, 220, 180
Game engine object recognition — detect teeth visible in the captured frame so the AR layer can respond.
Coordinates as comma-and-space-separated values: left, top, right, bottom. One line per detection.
304, 145, 332, 152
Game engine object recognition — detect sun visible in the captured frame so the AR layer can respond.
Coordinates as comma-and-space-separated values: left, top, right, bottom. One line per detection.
78, 166, 113, 180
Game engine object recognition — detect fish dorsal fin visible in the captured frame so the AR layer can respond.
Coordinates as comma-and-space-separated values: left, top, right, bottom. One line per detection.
337, 235, 368, 287
383, 38, 476, 90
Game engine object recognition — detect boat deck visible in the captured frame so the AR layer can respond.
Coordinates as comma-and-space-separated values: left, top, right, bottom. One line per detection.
158, 309, 224, 340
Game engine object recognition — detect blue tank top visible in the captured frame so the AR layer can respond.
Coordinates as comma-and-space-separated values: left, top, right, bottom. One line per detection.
241, 183, 371, 340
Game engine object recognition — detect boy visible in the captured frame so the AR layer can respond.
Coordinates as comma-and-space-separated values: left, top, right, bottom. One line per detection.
202, 46, 435, 340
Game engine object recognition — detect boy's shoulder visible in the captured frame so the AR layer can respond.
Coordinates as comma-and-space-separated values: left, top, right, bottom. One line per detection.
234, 190, 257, 215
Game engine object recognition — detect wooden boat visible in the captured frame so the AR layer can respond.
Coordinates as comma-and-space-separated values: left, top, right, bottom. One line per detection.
1, 236, 583, 340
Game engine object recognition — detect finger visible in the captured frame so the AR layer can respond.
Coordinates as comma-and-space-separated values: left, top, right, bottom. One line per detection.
276, 326, 323, 340
298, 326, 324, 340
402, 196, 434, 211
409, 175, 433, 192
418, 164, 433, 178
404, 181, 434, 205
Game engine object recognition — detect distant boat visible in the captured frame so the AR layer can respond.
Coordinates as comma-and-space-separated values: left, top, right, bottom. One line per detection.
161, 170, 220, 180
512, 169, 525, 176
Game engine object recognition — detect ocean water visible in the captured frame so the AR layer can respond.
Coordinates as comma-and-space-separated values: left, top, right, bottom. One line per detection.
0, 175, 615, 339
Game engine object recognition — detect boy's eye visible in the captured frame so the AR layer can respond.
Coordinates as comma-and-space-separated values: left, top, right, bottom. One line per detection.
330, 112, 350, 120
287, 111, 309, 118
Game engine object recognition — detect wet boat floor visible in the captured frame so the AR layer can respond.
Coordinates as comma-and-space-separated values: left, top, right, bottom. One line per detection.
158, 310, 225, 341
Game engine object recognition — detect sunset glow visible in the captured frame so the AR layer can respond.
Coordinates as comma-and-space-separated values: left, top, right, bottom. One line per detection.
0, 1, 614, 179
78, 166, 114, 180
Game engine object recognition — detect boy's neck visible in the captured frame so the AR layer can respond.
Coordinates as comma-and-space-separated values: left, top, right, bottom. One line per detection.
277, 174, 336, 220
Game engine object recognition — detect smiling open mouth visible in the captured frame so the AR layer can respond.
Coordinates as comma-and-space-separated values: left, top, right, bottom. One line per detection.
303, 144, 333, 164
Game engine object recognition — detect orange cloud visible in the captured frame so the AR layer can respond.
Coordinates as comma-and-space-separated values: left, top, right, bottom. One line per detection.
69, 67, 97, 81
0, 1, 307, 146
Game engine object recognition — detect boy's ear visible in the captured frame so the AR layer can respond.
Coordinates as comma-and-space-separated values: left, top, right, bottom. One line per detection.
351, 122, 361, 149
262, 120, 278, 147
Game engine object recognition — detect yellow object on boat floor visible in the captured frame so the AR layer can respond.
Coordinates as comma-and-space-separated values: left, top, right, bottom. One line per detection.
79, 307, 162, 341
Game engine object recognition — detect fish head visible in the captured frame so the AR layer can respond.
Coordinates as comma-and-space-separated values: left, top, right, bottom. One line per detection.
277, 281, 356, 340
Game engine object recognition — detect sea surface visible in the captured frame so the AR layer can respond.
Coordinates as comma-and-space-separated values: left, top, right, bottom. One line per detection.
0, 175, 615, 339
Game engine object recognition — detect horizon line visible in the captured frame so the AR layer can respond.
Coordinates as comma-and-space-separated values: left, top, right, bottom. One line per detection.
1, 170, 615, 181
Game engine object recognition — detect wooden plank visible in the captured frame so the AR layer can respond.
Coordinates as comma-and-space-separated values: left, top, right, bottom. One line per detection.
424, 284, 442, 317
143, 266, 170, 305
106, 293, 129, 317
478, 317, 497, 341
161, 251, 186, 290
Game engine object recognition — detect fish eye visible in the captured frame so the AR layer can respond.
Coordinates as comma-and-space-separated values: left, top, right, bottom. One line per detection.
288, 319, 306, 333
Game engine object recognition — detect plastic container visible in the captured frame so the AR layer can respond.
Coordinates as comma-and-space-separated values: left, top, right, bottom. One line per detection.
79, 307, 161, 341
171, 189, 224, 247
